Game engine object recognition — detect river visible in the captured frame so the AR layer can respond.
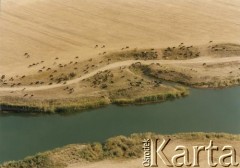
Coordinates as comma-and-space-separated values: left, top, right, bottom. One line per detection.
0, 87, 240, 163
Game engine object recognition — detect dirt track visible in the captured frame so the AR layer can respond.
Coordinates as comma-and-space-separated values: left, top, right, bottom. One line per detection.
0, 56, 239, 92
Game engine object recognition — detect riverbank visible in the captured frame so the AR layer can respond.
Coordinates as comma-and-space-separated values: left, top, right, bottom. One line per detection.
1, 87, 239, 164
1, 43, 240, 113
1, 132, 240, 168
0, 85, 188, 113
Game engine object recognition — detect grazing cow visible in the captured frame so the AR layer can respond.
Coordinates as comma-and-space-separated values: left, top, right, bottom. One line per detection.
24, 53, 30, 58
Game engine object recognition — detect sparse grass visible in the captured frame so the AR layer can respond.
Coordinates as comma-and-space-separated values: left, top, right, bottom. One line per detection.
129, 61, 240, 89
0, 48, 159, 88
0, 96, 110, 113
105, 48, 159, 61
207, 43, 240, 57
1, 43, 240, 113
1, 65, 189, 113
1, 132, 240, 168
162, 44, 200, 60
110, 86, 188, 105
0, 85, 188, 113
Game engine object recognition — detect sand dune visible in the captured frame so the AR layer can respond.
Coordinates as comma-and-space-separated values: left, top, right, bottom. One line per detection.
1, 0, 240, 76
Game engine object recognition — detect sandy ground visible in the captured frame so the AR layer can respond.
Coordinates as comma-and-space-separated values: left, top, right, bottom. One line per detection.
1, 0, 240, 76
68, 159, 144, 168
68, 139, 240, 168
0, 1, 240, 166
0, 56, 239, 92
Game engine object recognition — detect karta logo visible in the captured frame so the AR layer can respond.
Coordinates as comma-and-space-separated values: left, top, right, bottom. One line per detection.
142, 138, 239, 167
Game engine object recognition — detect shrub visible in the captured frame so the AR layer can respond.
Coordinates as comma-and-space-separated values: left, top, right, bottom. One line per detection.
79, 143, 104, 161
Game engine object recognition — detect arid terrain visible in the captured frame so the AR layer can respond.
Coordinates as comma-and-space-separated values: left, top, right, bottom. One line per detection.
0, 42, 240, 113
1, 0, 240, 113
1, 0, 240, 167
1, 0, 240, 76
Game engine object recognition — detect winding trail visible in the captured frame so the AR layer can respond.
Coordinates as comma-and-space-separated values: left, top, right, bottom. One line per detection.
0, 56, 239, 92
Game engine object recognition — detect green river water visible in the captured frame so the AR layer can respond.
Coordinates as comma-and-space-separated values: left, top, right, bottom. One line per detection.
0, 87, 240, 163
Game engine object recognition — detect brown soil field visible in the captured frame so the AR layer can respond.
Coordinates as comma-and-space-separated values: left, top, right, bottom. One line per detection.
1, 0, 240, 76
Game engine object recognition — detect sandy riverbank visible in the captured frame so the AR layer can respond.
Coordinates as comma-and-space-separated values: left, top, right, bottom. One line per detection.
1, 132, 240, 168
0, 43, 240, 113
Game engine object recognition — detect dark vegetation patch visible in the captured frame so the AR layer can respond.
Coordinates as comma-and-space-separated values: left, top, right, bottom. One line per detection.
162, 43, 200, 60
